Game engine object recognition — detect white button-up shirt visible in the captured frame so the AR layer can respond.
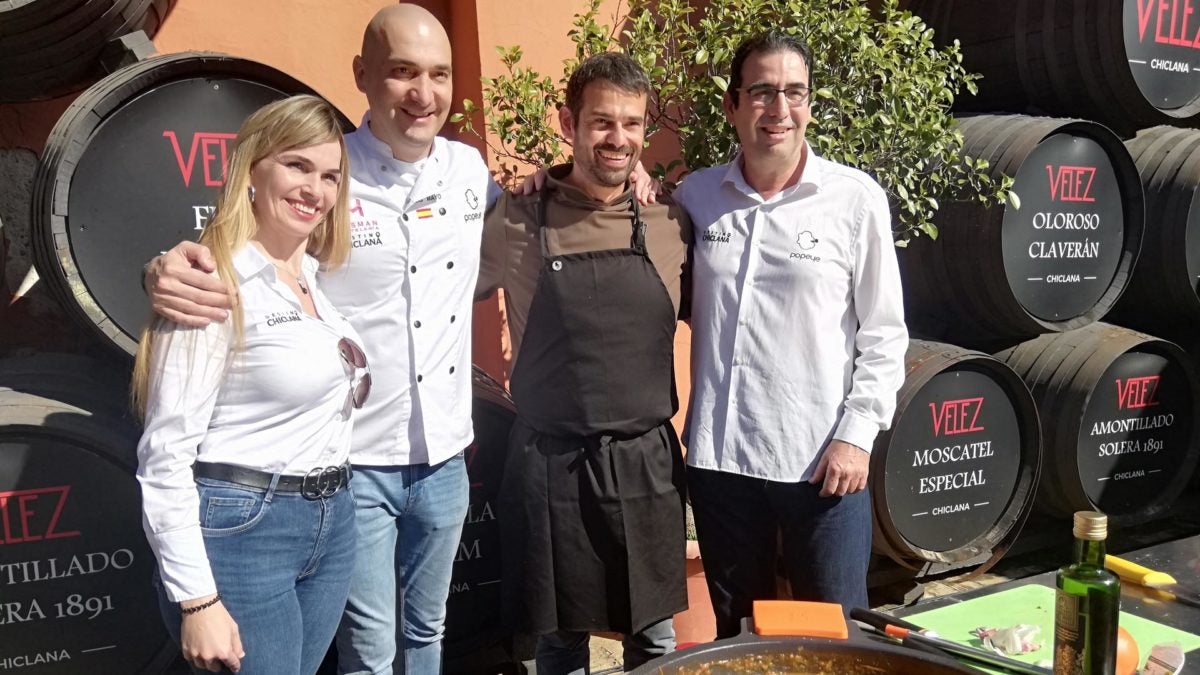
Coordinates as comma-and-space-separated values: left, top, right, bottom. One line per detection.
319, 115, 499, 466
138, 245, 363, 602
674, 147, 908, 482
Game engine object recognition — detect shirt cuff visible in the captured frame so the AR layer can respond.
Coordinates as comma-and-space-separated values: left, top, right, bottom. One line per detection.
153, 527, 218, 603
834, 411, 880, 453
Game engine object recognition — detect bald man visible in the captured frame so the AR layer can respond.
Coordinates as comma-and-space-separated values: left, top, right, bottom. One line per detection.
144, 5, 500, 674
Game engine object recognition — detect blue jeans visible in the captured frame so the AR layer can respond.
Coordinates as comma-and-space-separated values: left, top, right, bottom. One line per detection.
535, 618, 676, 675
336, 455, 468, 675
687, 466, 871, 639
156, 476, 357, 675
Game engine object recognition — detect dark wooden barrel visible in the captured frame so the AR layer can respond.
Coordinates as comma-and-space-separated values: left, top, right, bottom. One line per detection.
899, 115, 1144, 344
0, 0, 176, 102
443, 367, 516, 668
908, 0, 1200, 136
996, 323, 1200, 523
0, 356, 175, 674
871, 341, 1041, 573
1105, 126, 1200, 340
31, 52, 352, 355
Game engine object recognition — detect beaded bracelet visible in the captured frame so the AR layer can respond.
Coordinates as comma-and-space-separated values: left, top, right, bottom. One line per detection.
180, 594, 222, 615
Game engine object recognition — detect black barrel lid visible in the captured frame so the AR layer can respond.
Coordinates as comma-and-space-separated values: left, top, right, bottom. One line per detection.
1123, 2, 1200, 112
0, 369, 174, 673
883, 364, 1024, 553
31, 52, 353, 355
1000, 131, 1126, 323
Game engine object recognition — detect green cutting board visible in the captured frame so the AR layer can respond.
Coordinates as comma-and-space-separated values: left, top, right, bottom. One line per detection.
906, 584, 1200, 672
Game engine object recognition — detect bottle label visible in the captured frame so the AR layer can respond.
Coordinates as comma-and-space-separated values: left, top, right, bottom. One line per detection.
1054, 590, 1088, 674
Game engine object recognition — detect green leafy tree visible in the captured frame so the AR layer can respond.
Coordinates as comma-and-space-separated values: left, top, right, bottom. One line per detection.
453, 0, 1014, 243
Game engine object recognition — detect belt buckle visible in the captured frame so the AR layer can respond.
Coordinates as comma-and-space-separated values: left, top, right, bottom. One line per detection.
301, 465, 345, 499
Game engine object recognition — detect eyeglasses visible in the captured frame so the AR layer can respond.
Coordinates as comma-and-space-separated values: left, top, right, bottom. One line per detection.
338, 337, 372, 417
739, 85, 811, 108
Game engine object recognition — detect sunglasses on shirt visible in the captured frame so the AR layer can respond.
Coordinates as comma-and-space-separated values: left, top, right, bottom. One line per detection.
338, 337, 372, 416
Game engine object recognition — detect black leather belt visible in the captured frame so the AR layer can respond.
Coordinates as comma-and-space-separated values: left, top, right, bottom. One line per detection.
193, 462, 352, 500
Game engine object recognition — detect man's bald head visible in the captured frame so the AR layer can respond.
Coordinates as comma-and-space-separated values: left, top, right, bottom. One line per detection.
360, 4, 451, 67
354, 3, 454, 162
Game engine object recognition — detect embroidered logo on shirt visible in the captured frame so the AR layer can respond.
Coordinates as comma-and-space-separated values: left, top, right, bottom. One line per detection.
789, 228, 822, 262
351, 200, 382, 248
265, 310, 303, 327
416, 207, 434, 219
352, 229, 383, 248
465, 188, 479, 210
701, 229, 731, 244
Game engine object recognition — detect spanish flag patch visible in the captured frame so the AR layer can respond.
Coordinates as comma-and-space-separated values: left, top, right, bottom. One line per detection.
416, 207, 434, 219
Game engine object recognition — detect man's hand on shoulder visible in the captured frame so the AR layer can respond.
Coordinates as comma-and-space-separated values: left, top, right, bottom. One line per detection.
145, 241, 232, 327
808, 440, 870, 497
626, 161, 661, 205
515, 162, 661, 206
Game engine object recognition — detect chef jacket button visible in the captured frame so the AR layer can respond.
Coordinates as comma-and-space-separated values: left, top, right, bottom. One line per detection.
410, 265, 417, 273
439, 207, 446, 216
381, 164, 389, 172
450, 315, 456, 323
449, 366, 456, 374
447, 261, 454, 269
417, 375, 423, 383
552, 260, 563, 271
414, 320, 422, 328
437, 180, 444, 186
402, 214, 409, 222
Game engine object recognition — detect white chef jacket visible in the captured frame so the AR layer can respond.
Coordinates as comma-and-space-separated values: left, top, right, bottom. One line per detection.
674, 146, 908, 482
138, 244, 363, 602
319, 114, 500, 466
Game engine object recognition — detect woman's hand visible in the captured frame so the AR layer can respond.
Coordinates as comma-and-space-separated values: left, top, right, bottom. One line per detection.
179, 595, 244, 673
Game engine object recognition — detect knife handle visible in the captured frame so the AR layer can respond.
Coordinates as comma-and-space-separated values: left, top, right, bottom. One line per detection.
849, 607, 924, 633
1105, 555, 1177, 587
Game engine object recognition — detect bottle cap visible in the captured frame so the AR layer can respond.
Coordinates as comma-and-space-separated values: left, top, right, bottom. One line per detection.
1073, 511, 1107, 541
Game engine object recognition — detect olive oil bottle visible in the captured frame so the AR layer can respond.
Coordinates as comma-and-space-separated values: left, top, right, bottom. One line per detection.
1054, 511, 1120, 675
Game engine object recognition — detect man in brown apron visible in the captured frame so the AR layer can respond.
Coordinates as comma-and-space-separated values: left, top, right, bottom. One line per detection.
476, 53, 690, 674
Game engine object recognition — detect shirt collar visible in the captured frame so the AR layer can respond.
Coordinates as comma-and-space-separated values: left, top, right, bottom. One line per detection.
356, 111, 445, 168
545, 163, 635, 209
721, 142, 824, 201
232, 243, 318, 283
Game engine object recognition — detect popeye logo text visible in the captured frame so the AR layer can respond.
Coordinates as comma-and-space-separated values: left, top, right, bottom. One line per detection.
0, 487, 81, 545
163, 131, 238, 187
1047, 165, 1096, 203
930, 398, 985, 437
1137, 0, 1200, 49
1116, 375, 1161, 409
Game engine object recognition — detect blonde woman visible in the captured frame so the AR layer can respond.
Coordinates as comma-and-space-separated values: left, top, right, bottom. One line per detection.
133, 95, 368, 675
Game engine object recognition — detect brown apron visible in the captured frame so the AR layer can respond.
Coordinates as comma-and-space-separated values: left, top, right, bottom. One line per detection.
499, 191, 687, 635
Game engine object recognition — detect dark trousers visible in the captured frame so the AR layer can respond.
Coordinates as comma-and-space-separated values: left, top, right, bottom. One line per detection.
687, 466, 871, 639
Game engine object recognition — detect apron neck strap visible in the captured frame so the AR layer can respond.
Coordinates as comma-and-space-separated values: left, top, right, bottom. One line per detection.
536, 185, 647, 257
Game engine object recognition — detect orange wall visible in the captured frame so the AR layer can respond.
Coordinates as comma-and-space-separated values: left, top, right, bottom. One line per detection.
152, 0, 382, 118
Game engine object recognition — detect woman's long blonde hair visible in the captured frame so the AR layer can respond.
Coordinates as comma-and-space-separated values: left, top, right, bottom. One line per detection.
131, 94, 352, 417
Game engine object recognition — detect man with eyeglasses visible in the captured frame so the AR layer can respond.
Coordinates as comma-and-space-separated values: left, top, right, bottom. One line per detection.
670, 31, 907, 636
